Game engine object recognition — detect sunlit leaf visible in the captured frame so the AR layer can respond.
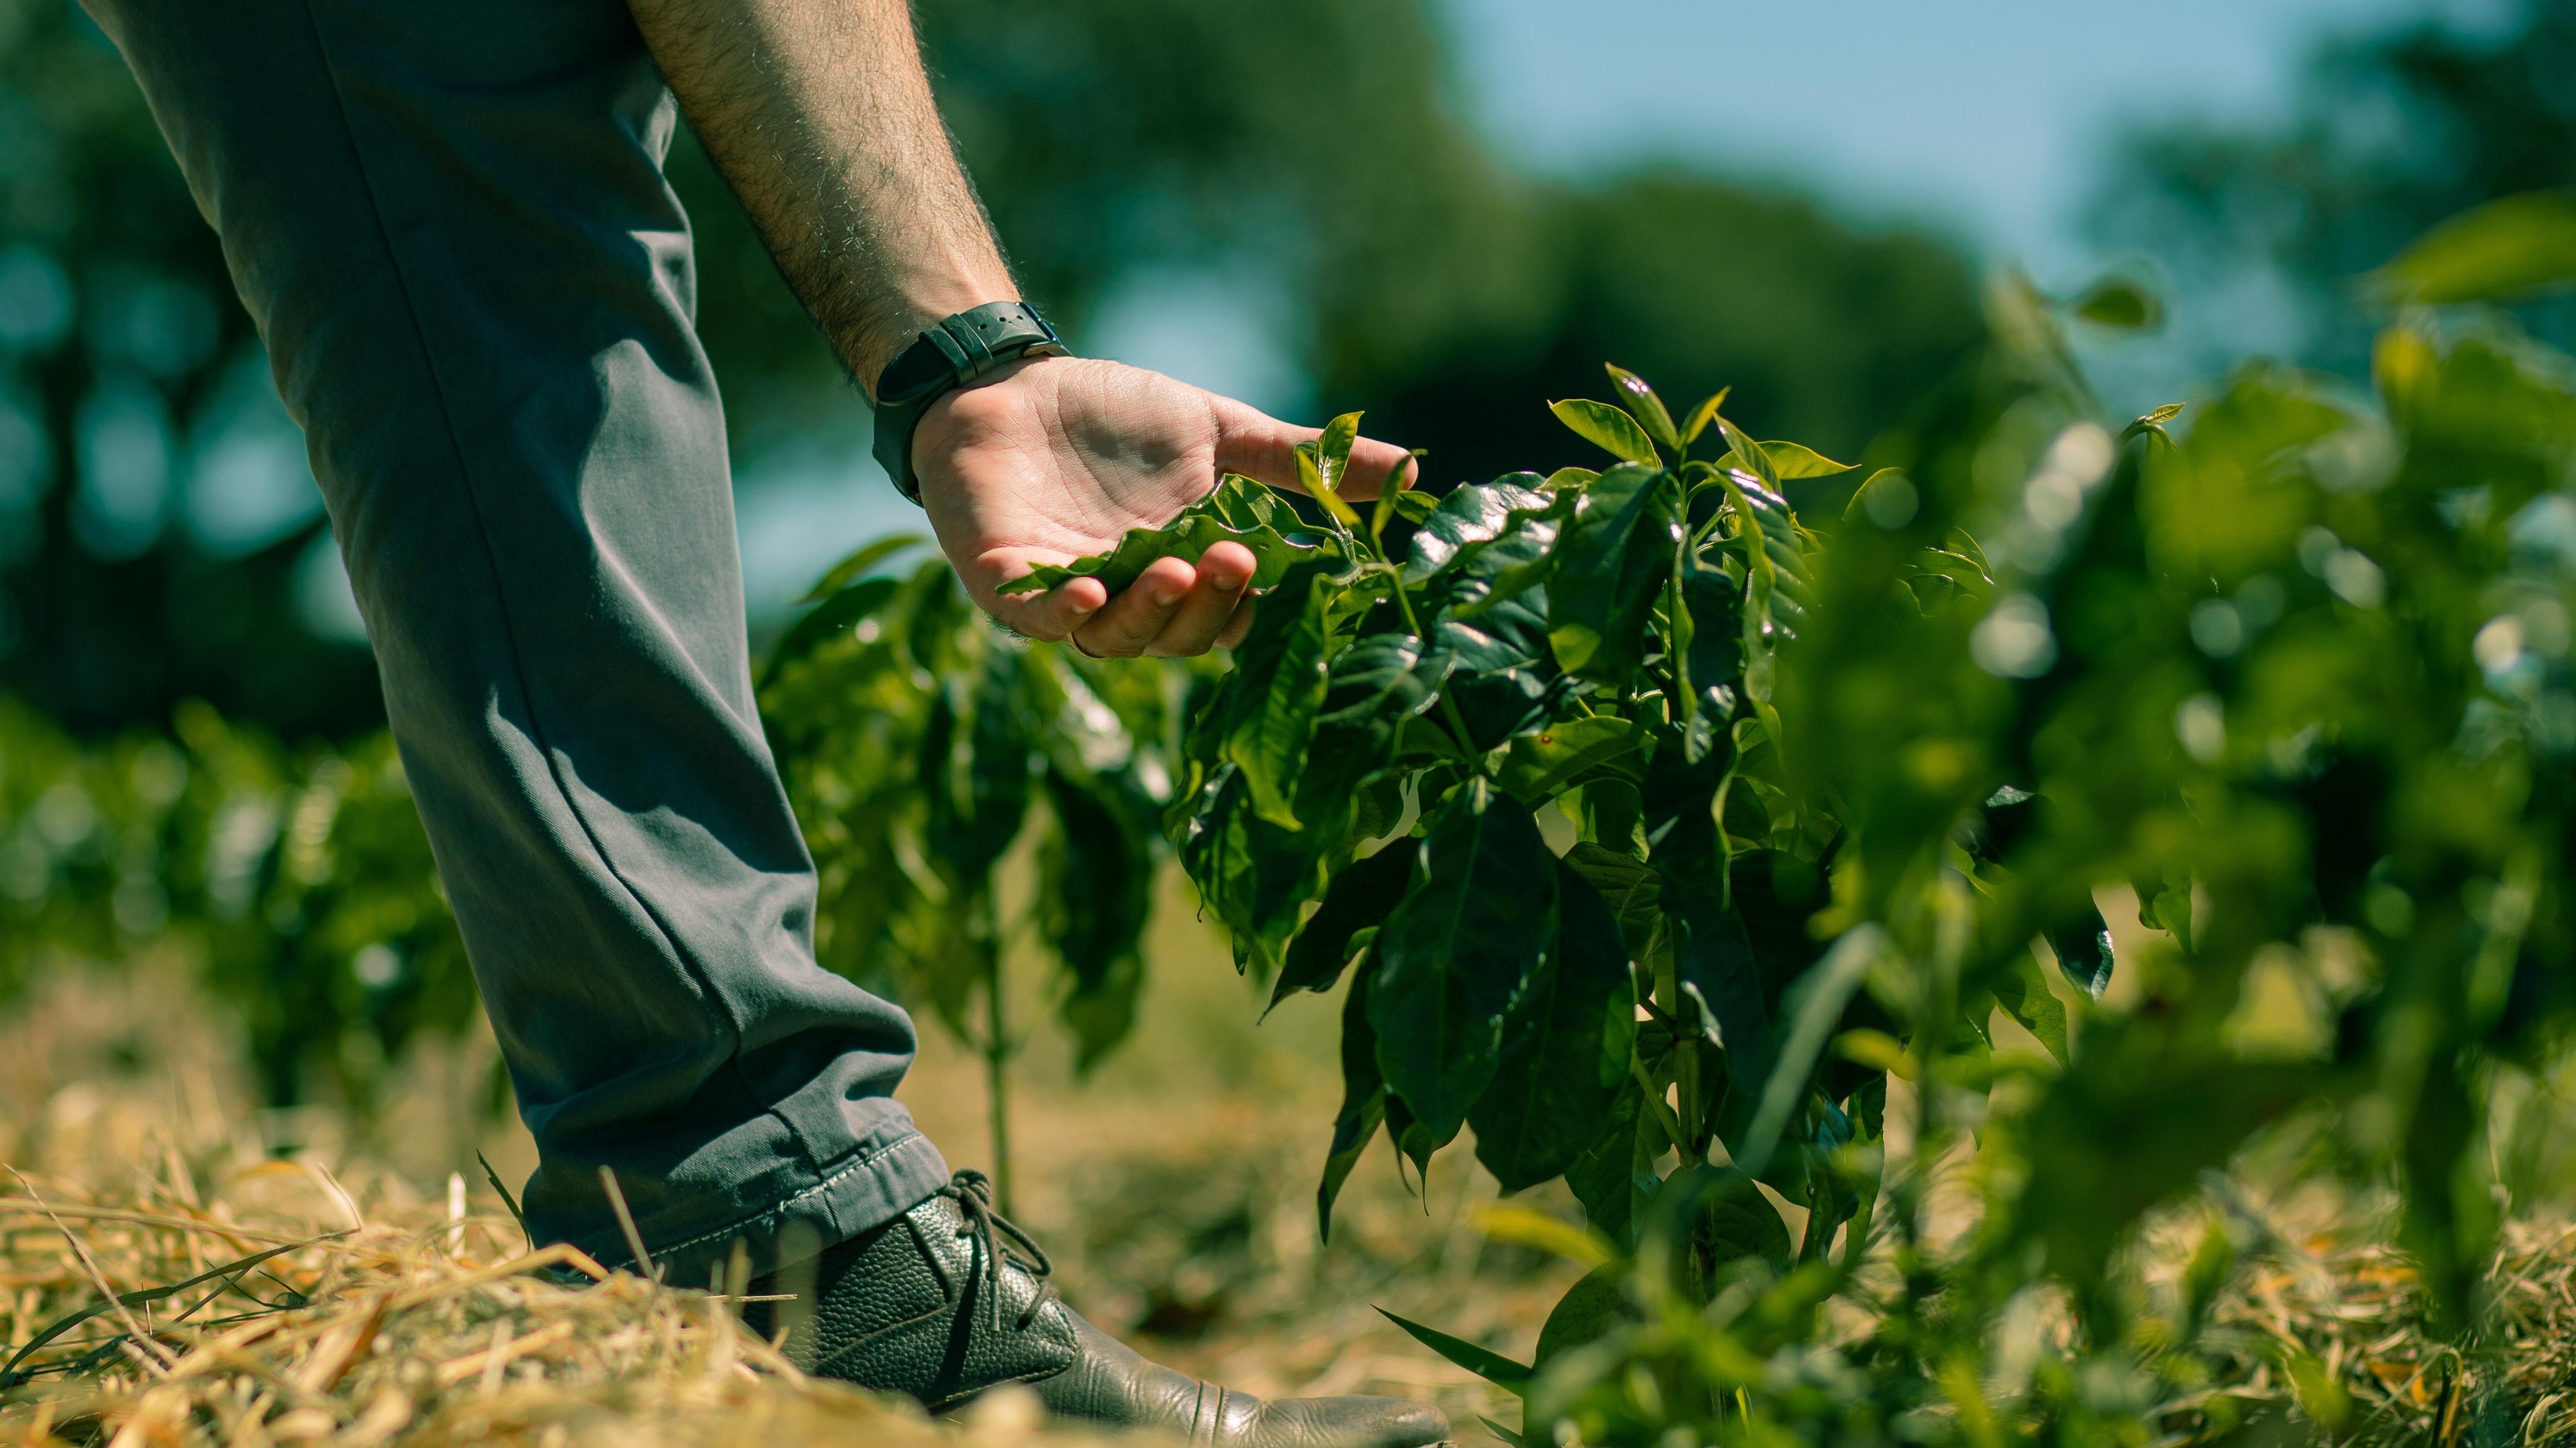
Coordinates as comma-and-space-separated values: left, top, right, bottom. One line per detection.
1550, 399, 1661, 466
1604, 364, 1681, 454
1378, 1309, 1533, 1394
2370, 189, 2576, 305
999, 477, 1328, 596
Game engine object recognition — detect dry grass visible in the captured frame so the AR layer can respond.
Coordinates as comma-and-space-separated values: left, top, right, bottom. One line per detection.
13, 954, 2576, 1448
0, 956, 1559, 1447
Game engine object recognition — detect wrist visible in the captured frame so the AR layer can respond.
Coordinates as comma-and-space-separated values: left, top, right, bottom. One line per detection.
869, 303, 1067, 505
859, 274, 1022, 393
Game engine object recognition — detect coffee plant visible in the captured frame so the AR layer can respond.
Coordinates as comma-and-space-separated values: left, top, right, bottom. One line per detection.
1021, 193, 2576, 1444
758, 543, 1195, 1210
0, 698, 474, 1114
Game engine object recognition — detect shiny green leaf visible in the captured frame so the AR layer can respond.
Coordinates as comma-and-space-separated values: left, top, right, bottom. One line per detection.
1547, 463, 1681, 681
1369, 780, 1558, 1144
1495, 716, 1643, 804
1604, 364, 1681, 454
1470, 860, 1637, 1191
998, 478, 1328, 595
1549, 399, 1660, 466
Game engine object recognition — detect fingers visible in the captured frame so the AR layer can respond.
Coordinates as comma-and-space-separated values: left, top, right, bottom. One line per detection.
1207, 393, 1417, 501
1058, 544, 1256, 659
1140, 542, 1255, 657
1064, 556, 1194, 656
984, 573, 1107, 643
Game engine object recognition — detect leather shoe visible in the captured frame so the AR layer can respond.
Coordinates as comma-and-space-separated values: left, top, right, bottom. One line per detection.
746, 1171, 1451, 1448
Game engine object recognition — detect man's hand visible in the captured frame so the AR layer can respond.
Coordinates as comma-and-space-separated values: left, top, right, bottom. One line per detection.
621, 0, 1413, 658
915, 356, 1414, 658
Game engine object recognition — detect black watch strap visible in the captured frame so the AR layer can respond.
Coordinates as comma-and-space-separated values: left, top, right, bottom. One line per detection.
871, 300, 1067, 504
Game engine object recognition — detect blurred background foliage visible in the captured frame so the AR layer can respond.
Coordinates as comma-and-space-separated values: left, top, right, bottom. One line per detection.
0, 0, 2571, 1104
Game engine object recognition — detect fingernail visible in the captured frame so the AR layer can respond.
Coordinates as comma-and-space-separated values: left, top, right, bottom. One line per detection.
1213, 574, 1244, 592
1070, 599, 1098, 615
1152, 589, 1183, 606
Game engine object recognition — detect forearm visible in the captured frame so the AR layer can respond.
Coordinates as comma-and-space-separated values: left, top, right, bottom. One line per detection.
626, 0, 1015, 390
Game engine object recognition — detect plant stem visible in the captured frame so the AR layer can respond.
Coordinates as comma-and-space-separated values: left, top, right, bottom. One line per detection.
1385, 565, 1482, 759
979, 890, 1016, 1217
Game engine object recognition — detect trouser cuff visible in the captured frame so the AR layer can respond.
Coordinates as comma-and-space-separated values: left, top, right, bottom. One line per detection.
579, 1129, 952, 1289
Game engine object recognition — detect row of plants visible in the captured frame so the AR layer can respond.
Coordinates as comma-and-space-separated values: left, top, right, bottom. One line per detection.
0, 697, 472, 1112
10, 179, 2576, 1444
766, 191, 2572, 1443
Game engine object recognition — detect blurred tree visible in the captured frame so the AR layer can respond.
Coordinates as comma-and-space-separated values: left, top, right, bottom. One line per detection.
1, 0, 1984, 742
2090, 0, 2576, 378
0, 0, 381, 740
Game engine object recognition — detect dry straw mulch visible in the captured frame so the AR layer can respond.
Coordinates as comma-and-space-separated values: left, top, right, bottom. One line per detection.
0, 1157, 1118, 1448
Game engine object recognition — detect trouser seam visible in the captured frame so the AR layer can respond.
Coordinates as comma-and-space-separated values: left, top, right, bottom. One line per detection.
592, 1129, 938, 1273
285, 0, 786, 1147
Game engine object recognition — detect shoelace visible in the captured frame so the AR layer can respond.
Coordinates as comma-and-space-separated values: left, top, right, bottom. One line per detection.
937, 1169, 1058, 1331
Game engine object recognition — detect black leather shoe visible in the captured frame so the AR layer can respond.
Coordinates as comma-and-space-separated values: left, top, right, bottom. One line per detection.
747, 1171, 1451, 1448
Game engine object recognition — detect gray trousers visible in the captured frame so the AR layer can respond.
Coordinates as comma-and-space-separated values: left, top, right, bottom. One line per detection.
85, 0, 948, 1283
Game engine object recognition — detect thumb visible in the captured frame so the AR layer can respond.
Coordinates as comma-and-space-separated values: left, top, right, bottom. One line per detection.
1208, 393, 1417, 501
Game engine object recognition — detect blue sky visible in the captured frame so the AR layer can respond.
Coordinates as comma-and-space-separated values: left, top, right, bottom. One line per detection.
1432, 0, 2511, 274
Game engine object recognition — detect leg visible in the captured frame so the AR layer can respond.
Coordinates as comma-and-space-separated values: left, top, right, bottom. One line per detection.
84, 0, 946, 1284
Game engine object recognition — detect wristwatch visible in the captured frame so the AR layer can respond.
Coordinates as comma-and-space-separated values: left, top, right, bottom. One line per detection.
870, 300, 1068, 504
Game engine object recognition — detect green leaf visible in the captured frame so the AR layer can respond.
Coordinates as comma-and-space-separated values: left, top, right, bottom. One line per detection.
762, 575, 903, 685
2047, 906, 2116, 1000
1369, 779, 1559, 1145
1297, 436, 1365, 532
1534, 1264, 1632, 1368
998, 479, 1328, 595
1992, 947, 2071, 1064
1711, 415, 1778, 491
1213, 567, 1335, 827
920, 647, 1036, 886
1559, 842, 1661, 955
1677, 387, 1731, 446
1679, 565, 1744, 705
1372, 448, 1429, 539
1040, 773, 1155, 1072
1272, 845, 1415, 1009
1549, 399, 1660, 466
1695, 1171, 1794, 1271
1736, 927, 1880, 1178
1562, 1082, 1646, 1250
2370, 190, 2576, 305
2069, 275, 2166, 331
1391, 488, 1440, 524
1715, 439, 1851, 481
2121, 402, 2187, 442
1315, 410, 1363, 499
1318, 965, 1387, 1243
1376, 1309, 1533, 1395
1495, 716, 1643, 804
1547, 463, 1681, 682
1645, 1166, 1793, 1280
1604, 364, 1681, 454
798, 533, 926, 603
1471, 860, 1638, 1192
1174, 764, 1331, 977
1404, 476, 1557, 583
